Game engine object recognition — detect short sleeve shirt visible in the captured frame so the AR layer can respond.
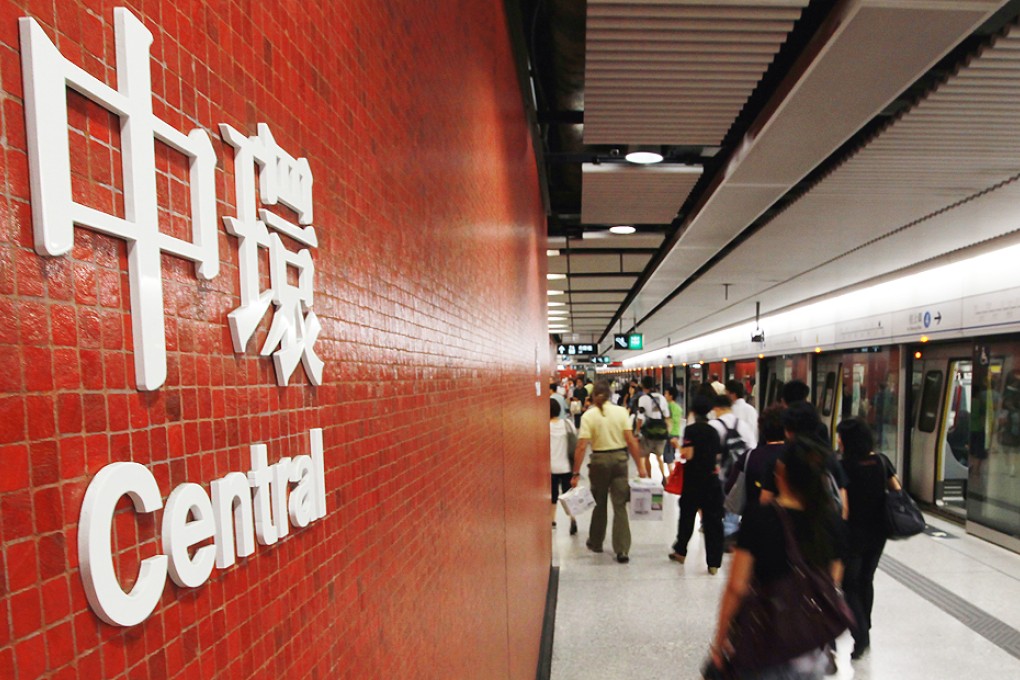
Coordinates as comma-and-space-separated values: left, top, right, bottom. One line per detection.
578, 402, 632, 451
637, 392, 669, 425
669, 402, 683, 436
681, 420, 722, 483
738, 504, 847, 585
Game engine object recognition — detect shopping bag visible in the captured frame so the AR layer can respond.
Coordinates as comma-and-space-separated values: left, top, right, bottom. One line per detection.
559, 485, 596, 516
664, 461, 684, 495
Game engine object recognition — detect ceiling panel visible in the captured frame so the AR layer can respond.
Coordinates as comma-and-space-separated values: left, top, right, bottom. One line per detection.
629, 14, 1020, 350
580, 164, 703, 224
584, 1, 809, 145
629, 0, 1008, 342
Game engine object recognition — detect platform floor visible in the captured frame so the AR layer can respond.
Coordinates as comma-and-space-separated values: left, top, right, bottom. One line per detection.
550, 479, 1020, 680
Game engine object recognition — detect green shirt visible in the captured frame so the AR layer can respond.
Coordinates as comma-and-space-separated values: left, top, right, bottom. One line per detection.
669, 401, 683, 436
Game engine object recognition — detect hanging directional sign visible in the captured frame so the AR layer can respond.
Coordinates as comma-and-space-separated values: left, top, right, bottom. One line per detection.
613, 334, 629, 350
557, 343, 596, 356
628, 334, 644, 350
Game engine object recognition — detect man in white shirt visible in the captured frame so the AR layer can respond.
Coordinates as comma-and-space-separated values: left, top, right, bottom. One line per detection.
550, 382, 570, 420
726, 380, 759, 432
635, 375, 672, 481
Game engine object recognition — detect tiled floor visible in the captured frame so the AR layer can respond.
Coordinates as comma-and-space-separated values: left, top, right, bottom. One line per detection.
550, 483, 1020, 679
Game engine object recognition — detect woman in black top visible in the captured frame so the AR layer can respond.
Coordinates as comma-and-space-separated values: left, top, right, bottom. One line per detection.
708, 439, 847, 678
837, 417, 896, 660
742, 405, 786, 511
668, 395, 725, 573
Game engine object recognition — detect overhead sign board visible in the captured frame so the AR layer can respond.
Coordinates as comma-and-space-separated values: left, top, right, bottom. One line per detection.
557, 343, 596, 356
613, 334, 644, 350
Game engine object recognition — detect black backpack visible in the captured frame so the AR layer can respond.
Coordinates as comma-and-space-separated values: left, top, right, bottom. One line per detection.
719, 417, 750, 477
640, 393, 670, 440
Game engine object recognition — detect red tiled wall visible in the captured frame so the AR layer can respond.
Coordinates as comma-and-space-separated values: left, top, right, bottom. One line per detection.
0, 0, 550, 678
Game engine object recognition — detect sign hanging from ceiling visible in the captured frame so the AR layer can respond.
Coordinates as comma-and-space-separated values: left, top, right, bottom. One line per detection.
614, 334, 643, 350
557, 343, 597, 356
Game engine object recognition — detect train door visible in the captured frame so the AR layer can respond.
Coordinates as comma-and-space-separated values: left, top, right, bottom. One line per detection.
814, 355, 842, 449
907, 344, 972, 510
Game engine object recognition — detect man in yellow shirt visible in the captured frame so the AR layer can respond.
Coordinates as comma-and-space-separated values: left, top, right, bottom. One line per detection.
571, 380, 648, 563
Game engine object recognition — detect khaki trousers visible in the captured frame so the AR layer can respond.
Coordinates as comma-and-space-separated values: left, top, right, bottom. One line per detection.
587, 450, 631, 556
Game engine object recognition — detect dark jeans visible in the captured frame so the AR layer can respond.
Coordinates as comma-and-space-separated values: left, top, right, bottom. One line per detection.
673, 477, 725, 568
843, 540, 886, 648
551, 473, 572, 504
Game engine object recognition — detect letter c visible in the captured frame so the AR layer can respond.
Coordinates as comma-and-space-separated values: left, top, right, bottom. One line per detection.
78, 462, 167, 626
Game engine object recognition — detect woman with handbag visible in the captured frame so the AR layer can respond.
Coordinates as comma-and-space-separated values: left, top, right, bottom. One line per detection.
550, 399, 579, 535
836, 417, 896, 661
706, 438, 851, 679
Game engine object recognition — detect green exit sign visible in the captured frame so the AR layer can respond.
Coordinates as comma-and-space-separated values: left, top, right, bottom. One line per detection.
628, 334, 643, 350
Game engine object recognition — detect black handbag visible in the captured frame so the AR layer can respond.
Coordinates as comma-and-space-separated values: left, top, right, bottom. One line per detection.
727, 506, 854, 672
879, 455, 925, 540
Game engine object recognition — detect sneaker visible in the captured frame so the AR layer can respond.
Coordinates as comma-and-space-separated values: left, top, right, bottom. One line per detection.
668, 552, 686, 564
569, 519, 578, 536
585, 541, 603, 554
616, 554, 629, 564
708, 567, 719, 575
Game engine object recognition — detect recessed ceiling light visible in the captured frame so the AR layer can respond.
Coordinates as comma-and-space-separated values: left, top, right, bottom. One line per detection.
547, 273, 566, 280
546, 249, 560, 256
624, 149, 663, 164
548, 301, 565, 307
547, 290, 565, 295
609, 225, 636, 235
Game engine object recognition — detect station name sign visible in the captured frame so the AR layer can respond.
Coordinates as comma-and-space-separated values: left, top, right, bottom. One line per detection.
80, 430, 327, 627
19, 7, 332, 627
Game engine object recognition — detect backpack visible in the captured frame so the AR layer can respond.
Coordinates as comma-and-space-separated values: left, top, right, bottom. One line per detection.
719, 417, 750, 477
641, 393, 670, 440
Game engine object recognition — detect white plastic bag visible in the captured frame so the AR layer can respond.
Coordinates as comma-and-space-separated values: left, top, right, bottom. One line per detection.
559, 485, 596, 516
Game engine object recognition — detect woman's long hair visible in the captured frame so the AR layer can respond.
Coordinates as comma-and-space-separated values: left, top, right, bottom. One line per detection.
780, 438, 837, 567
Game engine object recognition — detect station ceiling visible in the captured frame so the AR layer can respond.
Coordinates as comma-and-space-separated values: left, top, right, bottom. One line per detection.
507, 0, 1020, 359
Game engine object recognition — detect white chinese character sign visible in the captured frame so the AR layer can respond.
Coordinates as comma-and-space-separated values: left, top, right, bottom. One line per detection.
20, 9, 218, 391
19, 7, 322, 390
220, 124, 324, 387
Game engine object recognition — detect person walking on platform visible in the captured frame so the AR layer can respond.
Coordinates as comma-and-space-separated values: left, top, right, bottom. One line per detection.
706, 439, 849, 679
710, 394, 758, 547
550, 381, 570, 421
663, 386, 684, 471
727, 379, 759, 432
635, 376, 672, 481
571, 380, 648, 563
741, 405, 786, 512
668, 395, 725, 574
550, 399, 579, 535
837, 417, 897, 661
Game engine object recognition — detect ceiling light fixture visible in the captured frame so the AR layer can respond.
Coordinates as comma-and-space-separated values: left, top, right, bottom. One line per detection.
546, 249, 560, 256
548, 301, 565, 307
624, 146, 663, 164
609, 225, 636, 235
547, 290, 565, 296
547, 273, 566, 280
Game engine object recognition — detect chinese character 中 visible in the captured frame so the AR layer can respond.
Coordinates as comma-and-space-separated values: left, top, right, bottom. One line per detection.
20, 8, 219, 391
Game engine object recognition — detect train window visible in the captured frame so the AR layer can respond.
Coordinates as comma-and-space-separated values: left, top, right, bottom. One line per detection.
821, 372, 836, 417
918, 370, 944, 433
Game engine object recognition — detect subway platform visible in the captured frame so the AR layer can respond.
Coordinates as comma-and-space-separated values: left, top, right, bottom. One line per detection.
549, 482, 1020, 680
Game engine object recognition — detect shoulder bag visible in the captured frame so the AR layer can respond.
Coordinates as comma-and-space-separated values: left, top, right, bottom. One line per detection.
879, 454, 925, 540
727, 506, 854, 671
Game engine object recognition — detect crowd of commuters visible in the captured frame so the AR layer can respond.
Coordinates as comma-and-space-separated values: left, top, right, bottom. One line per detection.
550, 376, 900, 679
